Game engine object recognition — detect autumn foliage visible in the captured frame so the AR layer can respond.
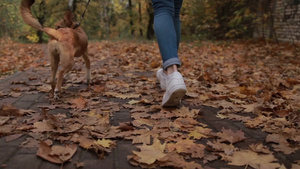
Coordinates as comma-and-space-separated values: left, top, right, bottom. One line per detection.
0, 38, 300, 168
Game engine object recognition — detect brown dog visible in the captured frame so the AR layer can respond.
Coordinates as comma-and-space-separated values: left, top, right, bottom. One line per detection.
20, 0, 90, 99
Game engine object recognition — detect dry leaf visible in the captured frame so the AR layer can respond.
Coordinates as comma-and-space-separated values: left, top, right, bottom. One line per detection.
215, 128, 246, 144
0, 116, 10, 125
70, 97, 87, 109
0, 104, 20, 116
224, 150, 280, 169
249, 143, 272, 154
158, 152, 203, 169
169, 139, 205, 159
50, 144, 77, 162
104, 92, 140, 99
188, 126, 212, 139
37, 141, 77, 164
272, 142, 296, 155
132, 138, 166, 165
94, 139, 116, 148
207, 140, 237, 155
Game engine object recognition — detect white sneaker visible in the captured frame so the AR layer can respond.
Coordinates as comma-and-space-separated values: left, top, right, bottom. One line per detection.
162, 71, 187, 107
156, 68, 167, 90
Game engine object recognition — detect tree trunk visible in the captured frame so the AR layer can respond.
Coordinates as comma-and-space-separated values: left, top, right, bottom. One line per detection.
138, 2, 143, 37
128, 0, 134, 35
37, 0, 46, 43
269, 0, 276, 39
102, 0, 111, 38
146, 1, 154, 40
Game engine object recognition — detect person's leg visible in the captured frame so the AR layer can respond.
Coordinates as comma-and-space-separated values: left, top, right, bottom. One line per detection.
152, 0, 187, 107
151, 0, 181, 71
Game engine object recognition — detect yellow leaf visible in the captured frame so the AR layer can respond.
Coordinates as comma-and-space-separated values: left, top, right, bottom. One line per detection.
128, 100, 140, 105
94, 139, 115, 148
132, 138, 166, 165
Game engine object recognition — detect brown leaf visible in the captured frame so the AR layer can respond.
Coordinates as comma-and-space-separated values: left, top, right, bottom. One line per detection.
168, 139, 205, 159
206, 140, 237, 155
215, 128, 246, 144
272, 142, 297, 155
31, 120, 54, 133
249, 143, 272, 154
132, 138, 166, 165
37, 141, 63, 164
188, 126, 212, 139
37, 141, 77, 164
50, 144, 77, 162
0, 125, 14, 136
92, 84, 105, 93
0, 104, 20, 116
0, 116, 10, 125
158, 152, 203, 169
223, 150, 280, 169
104, 92, 140, 99
266, 134, 288, 144
118, 122, 134, 131
70, 97, 87, 109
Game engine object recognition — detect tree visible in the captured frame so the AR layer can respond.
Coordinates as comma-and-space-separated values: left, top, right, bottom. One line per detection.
146, 1, 154, 40
33, 0, 46, 43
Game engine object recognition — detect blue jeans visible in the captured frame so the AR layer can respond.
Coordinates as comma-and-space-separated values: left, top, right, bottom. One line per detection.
151, 0, 183, 70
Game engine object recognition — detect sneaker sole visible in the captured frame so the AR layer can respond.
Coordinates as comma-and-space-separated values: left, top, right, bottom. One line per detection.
162, 88, 187, 107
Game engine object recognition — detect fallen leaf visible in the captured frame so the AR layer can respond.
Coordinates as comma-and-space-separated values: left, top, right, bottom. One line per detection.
215, 128, 246, 144
0, 125, 14, 136
132, 138, 166, 165
104, 92, 140, 99
207, 140, 237, 155
94, 138, 116, 148
224, 150, 280, 169
249, 143, 272, 154
168, 139, 205, 159
37, 141, 77, 164
0, 104, 20, 116
272, 142, 296, 155
0, 116, 10, 125
188, 126, 212, 139
70, 97, 87, 109
31, 120, 54, 133
50, 144, 78, 162
158, 152, 203, 169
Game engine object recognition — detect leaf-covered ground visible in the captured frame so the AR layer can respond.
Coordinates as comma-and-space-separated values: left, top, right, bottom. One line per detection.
0, 38, 300, 169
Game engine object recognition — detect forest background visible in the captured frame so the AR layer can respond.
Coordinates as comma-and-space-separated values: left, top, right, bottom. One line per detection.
0, 0, 262, 43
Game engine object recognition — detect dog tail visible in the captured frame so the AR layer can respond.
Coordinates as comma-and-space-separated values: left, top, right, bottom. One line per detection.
20, 0, 62, 40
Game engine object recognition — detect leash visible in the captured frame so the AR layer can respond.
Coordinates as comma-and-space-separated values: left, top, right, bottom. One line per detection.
73, 0, 91, 29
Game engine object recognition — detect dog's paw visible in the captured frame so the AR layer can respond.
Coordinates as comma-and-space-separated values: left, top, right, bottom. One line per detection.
54, 95, 60, 100
54, 89, 60, 100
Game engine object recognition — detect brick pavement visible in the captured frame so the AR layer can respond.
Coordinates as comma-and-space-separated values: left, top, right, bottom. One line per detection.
0, 69, 299, 169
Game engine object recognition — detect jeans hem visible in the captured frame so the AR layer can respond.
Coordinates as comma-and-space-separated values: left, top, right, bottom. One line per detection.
163, 58, 181, 70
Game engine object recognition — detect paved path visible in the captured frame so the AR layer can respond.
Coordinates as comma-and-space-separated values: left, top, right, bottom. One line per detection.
0, 67, 299, 169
